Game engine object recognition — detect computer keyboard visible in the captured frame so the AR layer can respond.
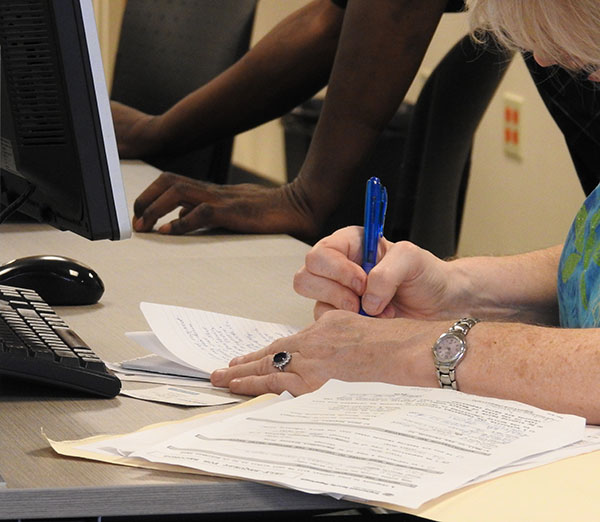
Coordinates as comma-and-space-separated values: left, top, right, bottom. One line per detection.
0, 284, 120, 398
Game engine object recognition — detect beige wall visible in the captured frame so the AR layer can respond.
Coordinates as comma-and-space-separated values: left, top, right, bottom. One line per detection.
425, 14, 584, 257
93, 1, 586, 257
92, 0, 126, 91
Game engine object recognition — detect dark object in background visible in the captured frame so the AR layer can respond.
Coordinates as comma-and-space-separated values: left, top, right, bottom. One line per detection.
111, 0, 258, 184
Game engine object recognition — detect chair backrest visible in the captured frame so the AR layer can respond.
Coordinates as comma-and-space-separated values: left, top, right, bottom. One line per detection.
389, 35, 513, 258
111, 0, 258, 182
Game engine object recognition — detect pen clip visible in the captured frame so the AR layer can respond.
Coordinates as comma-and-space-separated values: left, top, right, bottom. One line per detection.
378, 186, 388, 238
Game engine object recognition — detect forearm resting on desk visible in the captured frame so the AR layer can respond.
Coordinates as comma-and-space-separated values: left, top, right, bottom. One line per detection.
211, 309, 600, 423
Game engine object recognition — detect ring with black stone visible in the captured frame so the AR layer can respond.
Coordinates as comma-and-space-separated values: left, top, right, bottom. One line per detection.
272, 351, 292, 372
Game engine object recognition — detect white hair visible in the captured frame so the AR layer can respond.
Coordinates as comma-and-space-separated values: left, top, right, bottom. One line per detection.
468, 0, 600, 74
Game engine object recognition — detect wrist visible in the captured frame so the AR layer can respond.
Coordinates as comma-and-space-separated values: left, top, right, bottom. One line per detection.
148, 113, 174, 153
427, 258, 474, 318
431, 318, 480, 390
281, 179, 323, 240
388, 319, 449, 388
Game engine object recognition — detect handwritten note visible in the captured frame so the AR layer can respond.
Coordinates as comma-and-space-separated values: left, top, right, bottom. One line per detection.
126, 303, 300, 377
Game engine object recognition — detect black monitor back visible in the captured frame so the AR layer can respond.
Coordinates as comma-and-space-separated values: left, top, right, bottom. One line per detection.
0, 0, 130, 240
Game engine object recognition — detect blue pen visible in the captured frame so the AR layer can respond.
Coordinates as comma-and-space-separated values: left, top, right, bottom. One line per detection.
360, 177, 387, 315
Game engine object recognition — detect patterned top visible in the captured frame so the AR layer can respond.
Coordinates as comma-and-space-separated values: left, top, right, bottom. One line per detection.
558, 183, 600, 327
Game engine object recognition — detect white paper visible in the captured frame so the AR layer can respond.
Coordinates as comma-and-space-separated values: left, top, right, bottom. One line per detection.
119, 385, 242, 407
127, 380, 585, 509
107, 363, 216, 389
468, 424, 600, 484
71, 394, 290, 458
125, 332, 198, 373
118, 353, 211, 379
124, 303, 300, 376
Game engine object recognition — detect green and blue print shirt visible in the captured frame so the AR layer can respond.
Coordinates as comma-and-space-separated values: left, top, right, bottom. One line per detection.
558, 183, 600, 327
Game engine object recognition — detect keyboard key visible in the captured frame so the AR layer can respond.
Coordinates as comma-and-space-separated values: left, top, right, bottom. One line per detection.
0, 284, 120, 397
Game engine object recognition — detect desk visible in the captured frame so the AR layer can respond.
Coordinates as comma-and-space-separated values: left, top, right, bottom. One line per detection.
2, 162, 600, 521
0, 161, 360, 520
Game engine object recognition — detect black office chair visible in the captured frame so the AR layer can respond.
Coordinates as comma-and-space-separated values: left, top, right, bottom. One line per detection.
111, 0, 258, 183
389, 35, 514, 258
283, 36, 512, 253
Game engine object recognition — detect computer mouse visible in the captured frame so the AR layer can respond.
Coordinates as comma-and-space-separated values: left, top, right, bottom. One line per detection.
0, 255, 105, 306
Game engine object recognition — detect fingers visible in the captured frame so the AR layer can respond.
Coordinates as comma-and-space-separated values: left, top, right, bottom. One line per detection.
133, 173, 217, 233
294, 266, 362, 314
313, 301, 336, 320
132, 175, 295, 235
160, 203, 215, 234
294, 227, 367, 311
211, 351, 310, 396
361, 241, 438, 316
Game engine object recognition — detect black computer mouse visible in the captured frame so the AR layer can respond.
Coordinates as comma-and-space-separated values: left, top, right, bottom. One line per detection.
0, 255, 105, 306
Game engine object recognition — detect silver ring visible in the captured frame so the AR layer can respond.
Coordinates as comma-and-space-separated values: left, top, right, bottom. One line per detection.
272, 351, 292, 372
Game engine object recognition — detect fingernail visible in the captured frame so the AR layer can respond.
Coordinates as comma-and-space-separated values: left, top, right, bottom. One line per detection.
211, 369, 225, 383
352, 278, 363, 294
362, 294, 381, 313
133, 217, 143, 231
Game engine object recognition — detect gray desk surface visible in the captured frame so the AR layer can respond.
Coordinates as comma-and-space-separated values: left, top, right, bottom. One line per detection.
0, 162, 359, 520
4, 162, 600, 522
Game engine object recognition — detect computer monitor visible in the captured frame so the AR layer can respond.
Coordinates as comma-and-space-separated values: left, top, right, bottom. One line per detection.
0, 0, 131, 241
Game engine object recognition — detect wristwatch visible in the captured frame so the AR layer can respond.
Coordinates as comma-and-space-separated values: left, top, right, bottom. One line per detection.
432, 318, 479, 390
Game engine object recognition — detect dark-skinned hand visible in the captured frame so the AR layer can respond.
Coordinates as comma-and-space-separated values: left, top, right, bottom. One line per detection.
132, 173, 321, 240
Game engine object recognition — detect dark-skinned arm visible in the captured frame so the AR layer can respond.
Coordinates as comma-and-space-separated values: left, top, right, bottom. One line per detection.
131, 0, 450, 241
286, 0, 450, 229
113, 0, 344, 158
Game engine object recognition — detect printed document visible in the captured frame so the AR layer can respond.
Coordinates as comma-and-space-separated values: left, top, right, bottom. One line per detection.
50, 380, 586, 509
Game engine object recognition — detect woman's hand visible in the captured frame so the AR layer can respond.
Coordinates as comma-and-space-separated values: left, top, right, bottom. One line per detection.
294, 226, 463, 320
211, 310, 443, 396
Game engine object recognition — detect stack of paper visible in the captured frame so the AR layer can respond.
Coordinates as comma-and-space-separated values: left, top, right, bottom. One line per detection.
48, 379, 600, 511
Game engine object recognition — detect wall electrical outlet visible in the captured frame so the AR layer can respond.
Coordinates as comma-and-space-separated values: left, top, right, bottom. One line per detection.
503, 92, 523, 160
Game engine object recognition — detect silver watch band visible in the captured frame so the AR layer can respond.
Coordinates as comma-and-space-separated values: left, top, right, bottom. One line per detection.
435, 318, 479, 390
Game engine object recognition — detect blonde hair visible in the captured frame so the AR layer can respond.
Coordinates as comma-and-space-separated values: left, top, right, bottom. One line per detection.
468, 0, 600, 74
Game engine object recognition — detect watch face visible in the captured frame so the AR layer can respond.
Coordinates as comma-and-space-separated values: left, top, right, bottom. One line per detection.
434, 333, 465, 363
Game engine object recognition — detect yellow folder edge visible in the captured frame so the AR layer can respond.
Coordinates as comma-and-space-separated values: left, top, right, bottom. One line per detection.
43, 393, 278, 475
